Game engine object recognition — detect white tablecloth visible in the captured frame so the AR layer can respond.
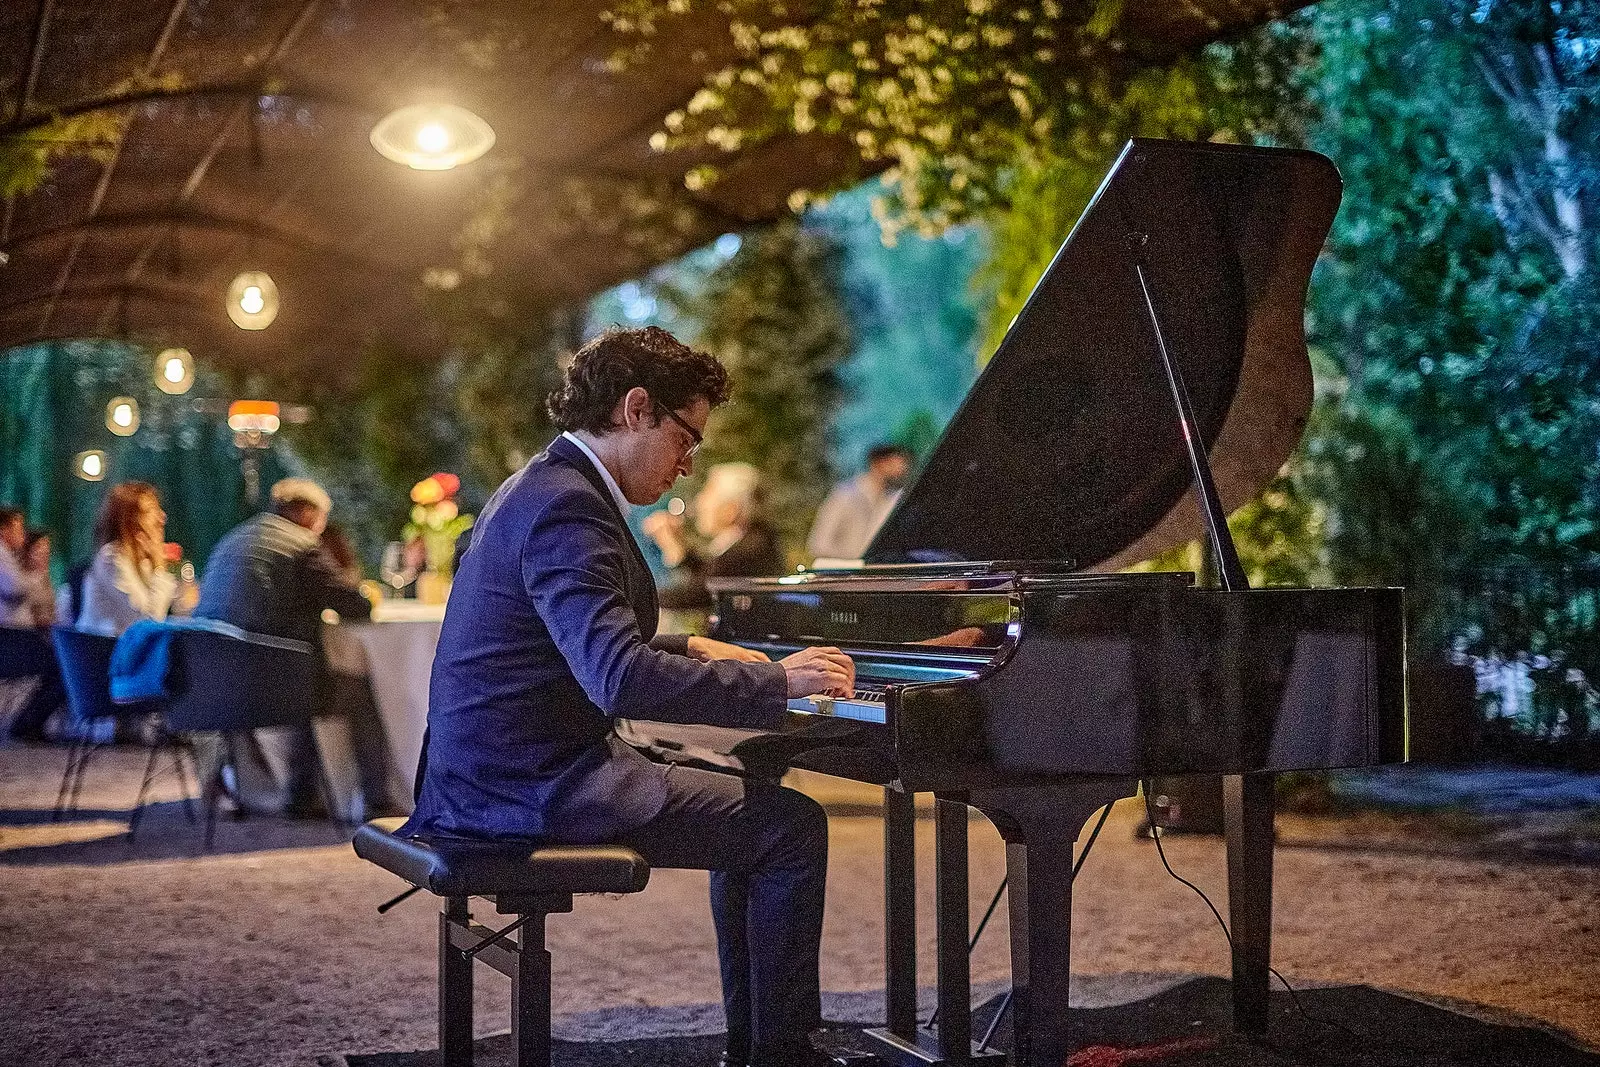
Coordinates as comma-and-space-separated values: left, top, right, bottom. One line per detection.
325, 600, 444, 812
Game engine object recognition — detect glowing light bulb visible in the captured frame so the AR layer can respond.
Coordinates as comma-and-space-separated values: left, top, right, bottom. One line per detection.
76, 448, 108, 480
226, 272, 278, 330
106, 396, 139, 435
155, 347, 194, 394
371, 104, 494, 170
416, 122, 450, 153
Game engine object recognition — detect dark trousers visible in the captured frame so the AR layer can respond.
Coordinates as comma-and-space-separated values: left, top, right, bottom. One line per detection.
614, 765, 828, 1057
0, 626, 66, 740
293, 672, 398, 809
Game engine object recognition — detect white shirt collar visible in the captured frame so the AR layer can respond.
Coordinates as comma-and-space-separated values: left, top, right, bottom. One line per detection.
561, 431, 631, 516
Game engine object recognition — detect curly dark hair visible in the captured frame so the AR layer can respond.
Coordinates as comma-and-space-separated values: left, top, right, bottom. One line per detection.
547, 326, 731, 434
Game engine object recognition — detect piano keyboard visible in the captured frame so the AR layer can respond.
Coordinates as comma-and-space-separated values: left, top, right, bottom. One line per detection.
788, 688, 888, 724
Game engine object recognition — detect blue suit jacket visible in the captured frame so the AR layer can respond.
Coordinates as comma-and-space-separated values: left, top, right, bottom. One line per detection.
401, 435, 788, 843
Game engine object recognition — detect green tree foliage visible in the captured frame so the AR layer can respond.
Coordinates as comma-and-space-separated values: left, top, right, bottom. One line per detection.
274, 305, 579, 569
658, 220, 853, 559
274, 345, 456, 569
610, 0, 1309, 240
973, 24, 1311, 359
0, 112, 124, 199
436, 303, 582, 493
812, 183, 986, 470
1, 73, 185, 197
1300, 0, 1600, 610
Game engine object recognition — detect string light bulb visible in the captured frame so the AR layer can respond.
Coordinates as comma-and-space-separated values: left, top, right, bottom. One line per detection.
226, 271, 279, 330
74, 450, 107, 481
106, 397, 140, 436
155, 347, 194, 394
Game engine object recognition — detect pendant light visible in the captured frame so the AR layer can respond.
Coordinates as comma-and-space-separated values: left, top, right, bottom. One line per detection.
371, 104, 495, 170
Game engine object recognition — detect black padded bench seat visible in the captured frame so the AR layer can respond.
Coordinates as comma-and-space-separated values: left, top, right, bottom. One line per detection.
353, 818, 651, 1067
353, 817, 650, 898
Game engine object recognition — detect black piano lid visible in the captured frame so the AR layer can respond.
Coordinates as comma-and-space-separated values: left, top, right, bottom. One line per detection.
865, 139, 1342, 571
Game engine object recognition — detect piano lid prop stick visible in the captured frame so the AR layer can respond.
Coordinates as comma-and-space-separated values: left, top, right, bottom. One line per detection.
1127, 230, 1249, 593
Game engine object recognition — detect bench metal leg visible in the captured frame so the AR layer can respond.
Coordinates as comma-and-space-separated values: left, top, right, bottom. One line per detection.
441, 897, 475, 1067
512, 914, 552, 1067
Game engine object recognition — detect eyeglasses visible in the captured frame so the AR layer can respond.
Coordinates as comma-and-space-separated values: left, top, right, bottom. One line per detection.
656, 405, 703, 460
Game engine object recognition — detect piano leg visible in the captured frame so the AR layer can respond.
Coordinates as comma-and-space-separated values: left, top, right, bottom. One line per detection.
884, 787, 918, 1040
969, 781, 1135, 1067
1004, 834, 1074, 1067
1224, 772, 1275, 1033
865, 793, 1005, 1067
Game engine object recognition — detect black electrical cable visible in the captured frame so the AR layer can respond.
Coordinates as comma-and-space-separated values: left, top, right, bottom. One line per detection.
1138, 780, 1360, 1040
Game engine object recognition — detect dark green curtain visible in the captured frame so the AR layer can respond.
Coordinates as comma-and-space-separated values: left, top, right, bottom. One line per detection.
0, 340, 288, 579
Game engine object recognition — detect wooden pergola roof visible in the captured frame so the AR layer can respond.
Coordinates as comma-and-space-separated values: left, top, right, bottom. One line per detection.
0, 0, 1307, 374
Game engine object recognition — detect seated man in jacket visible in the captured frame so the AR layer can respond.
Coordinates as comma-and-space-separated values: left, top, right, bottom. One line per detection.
194, 478, 398, 817
402, 326, 853, 1067
644, 460, 785, 615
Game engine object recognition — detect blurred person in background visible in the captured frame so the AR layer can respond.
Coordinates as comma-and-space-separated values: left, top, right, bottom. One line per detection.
195, 478, 398, 818
318, 518, 406, 818
644, 461, 784, 614
21, 530, 56, 627
804, 444, 912, 563
0, 514, 52, 628
0, 506, 66, 741
78, 482, 181, 637
319, 521, 363, 586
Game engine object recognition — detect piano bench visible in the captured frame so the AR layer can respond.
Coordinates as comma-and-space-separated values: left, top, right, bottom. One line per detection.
353, 818, 651, 1067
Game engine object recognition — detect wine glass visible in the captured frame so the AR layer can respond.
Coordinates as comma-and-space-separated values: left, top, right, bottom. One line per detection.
380, 541, 409, 597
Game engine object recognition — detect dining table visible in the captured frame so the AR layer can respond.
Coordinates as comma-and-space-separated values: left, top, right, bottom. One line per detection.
321, 598, 445, 814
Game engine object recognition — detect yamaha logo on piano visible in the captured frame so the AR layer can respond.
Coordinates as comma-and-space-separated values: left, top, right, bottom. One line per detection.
830, 610, 860, 625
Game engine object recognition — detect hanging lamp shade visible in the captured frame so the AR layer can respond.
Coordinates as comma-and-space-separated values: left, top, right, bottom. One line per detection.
155, 347, 195, 394
106, 396, 140, 436
227, 271, 279, 330
370, 104, 495, 170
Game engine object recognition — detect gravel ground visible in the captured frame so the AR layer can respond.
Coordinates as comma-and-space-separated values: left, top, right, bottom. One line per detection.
0, 744, 1595, 1067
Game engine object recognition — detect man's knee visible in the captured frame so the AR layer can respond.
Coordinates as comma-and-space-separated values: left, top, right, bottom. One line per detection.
762, 785, 828, 864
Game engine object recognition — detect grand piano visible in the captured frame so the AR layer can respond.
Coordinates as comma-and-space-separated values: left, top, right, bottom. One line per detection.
705, 140, 1408, 1067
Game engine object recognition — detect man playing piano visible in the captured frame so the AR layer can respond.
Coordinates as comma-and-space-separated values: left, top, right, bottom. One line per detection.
401, 326, 855, 1067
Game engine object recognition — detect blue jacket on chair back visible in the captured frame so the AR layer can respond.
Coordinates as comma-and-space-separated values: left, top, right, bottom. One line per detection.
401, 435, 788, 844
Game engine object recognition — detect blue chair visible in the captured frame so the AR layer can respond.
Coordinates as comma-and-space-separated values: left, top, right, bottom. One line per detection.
161, 627, 339, 848
49, 626, 195, 833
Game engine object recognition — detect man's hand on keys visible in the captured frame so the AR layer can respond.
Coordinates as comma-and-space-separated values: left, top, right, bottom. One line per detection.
780, 646, 856, 698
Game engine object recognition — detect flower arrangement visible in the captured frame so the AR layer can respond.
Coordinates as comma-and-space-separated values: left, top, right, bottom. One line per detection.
403, 472, 474, 580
